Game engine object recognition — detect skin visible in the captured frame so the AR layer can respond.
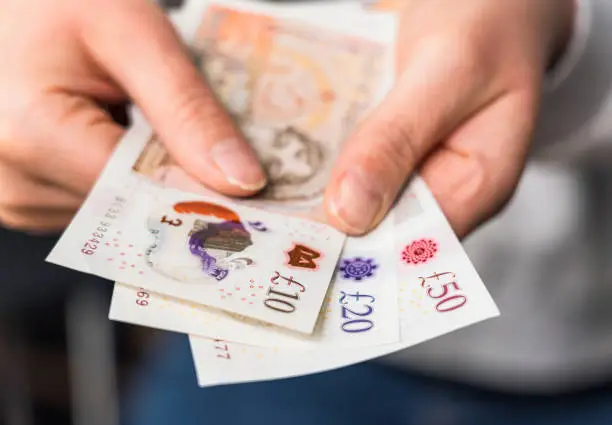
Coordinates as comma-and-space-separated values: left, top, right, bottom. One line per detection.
0, 0, 574, 236
324, 0, 575, 237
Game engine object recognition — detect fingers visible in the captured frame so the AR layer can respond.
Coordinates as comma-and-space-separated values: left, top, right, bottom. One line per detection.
324, 37, 498, 235
0, 207, 75, 234
0, 162, 83, 210
80, 0, 266, 196
0, 163, 82, 233
1, 92, 124, 195
420, 91, 538, 237
0, 92, 115, 232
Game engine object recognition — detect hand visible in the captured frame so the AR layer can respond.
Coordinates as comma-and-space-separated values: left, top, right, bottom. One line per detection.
324, 0, 574, 237
0, 0, 266, 233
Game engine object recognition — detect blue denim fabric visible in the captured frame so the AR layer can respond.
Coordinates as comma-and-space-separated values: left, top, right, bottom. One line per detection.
123, 334, 612, 425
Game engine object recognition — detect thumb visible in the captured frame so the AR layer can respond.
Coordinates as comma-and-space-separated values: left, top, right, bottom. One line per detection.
80, 1, 266, 196
324, 41, 496, 235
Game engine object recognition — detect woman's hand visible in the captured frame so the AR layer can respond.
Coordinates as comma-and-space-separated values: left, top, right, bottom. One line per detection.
0, 0, 266, 232
324, 0, 574, 236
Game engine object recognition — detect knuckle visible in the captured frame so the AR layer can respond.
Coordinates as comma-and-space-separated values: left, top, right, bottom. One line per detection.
0, 208, 28, 231
0, 163, 35, 210
412, 33, 485, 81
167, 81, 233, 142
376, 120, 420, 171
0, 118, 24, 163
353, 119, 419, 184
1, 97, 47, 164
172, 85, 221, 124
0, 211, 64, 233
53, 96, 96, 129
0, 183, 26, 210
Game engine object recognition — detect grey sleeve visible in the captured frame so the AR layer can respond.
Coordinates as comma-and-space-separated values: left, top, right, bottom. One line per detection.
533, 0, 612, 163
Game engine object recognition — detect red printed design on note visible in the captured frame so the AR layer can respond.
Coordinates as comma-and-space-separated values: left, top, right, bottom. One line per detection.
401, 239, 438, 265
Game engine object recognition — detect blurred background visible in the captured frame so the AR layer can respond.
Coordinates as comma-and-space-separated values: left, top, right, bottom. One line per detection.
0, 226, 158, 425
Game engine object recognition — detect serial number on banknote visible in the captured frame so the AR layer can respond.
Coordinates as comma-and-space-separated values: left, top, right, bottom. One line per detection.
213, 339, 231, 360
80, 196, 126, 256
135, 288, 150, 307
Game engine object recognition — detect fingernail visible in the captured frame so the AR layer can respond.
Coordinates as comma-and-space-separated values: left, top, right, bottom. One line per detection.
329, 169, 385, 234
209, 139, 267, 191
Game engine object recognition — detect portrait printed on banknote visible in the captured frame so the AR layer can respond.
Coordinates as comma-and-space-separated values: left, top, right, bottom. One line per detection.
132, 5, 388, 220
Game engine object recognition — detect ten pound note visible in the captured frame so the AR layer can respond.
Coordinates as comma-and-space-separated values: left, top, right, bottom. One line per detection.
46, 2, 394, 335
47, 116, 345, 334
48, 3, 402, 334
105, 1, 402, 348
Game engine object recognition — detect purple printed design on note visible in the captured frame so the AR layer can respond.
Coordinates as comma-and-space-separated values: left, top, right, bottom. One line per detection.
188, 220, 254, 281
248, 221, 269, 232
144, 201, 259, 285
338, 257, 378, 281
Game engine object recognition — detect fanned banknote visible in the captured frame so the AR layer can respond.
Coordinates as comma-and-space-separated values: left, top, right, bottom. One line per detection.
108, 1, 401, 346
183, 178, 498, 387
111, 174, 501, 373
47, 2, 397, 335
110, 223, 399, 349
188, 179, 499, 387
47, 0, 500, 386
47, 111, 345, 334
174, 1, 498, 387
